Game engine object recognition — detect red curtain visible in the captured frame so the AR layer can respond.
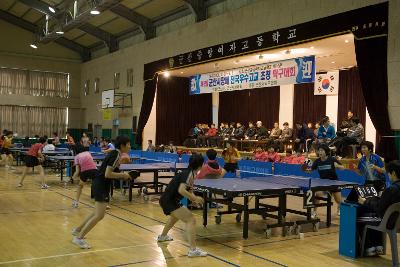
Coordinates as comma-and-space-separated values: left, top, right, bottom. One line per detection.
355, 36, 396, 160
337, 67, 366, 126
156, 77, 212, 145
136, 75, 158, 145
218, 86, 280, 128
293, 83, 326, 125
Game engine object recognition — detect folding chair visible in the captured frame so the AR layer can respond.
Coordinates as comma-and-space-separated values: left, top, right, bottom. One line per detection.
361, 202, 400, 267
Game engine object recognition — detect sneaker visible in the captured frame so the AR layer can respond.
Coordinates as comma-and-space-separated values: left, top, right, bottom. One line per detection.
41, 184, 49, 189
376, 246, 384, 255
71, 228, 80, 236
72, 236, 91, 249
188, 247, 207, 257
311, 211, 318, 219
157, 235, 173, 242
16, 183, 23, 188
365, 247, 376, 256
72, 201, 79, 208
337, 207, 341, 216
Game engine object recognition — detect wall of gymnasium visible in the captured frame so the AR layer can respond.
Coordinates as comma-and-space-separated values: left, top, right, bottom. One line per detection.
80, 0, 400, 148
0, 20, 83, 131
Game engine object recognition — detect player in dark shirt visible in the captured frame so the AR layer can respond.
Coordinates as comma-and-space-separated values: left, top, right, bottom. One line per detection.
158, 154, 207, 257
358, 160, 400, 256
71, 135, 132, 249
309, 144, 345, 218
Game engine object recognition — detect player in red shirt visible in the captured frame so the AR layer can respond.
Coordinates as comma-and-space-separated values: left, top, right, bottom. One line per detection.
17, 137, 47, 189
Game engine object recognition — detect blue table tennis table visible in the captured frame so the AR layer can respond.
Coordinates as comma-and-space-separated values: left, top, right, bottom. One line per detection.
47, 154, 141, 182
118, 162, 188, 201
194, 176, 357, 239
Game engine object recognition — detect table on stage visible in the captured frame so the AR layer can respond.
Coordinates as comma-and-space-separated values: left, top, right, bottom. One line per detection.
194, 176, 356, 239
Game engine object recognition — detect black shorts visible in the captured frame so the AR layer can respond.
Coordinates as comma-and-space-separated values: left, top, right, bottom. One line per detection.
25, 155, 40, 167
91, 178, 111, 203
159, 196, 182, 215
224, 163, 238, 173
80, 169, 98, 182
1, 147, 10, 155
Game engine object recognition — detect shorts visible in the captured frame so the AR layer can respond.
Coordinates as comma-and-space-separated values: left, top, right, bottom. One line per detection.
91, 178, 111, 203
159, 196, 182, 215
224, 163, 238, 173
25, 155, 40, 167
1, 148, 10, 155
80, 169, 98, 182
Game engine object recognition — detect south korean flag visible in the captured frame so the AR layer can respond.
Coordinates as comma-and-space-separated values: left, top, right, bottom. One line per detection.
314, 71, 339, 95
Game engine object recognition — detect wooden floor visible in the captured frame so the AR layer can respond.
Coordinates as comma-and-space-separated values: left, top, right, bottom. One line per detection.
0, 166, 396, 267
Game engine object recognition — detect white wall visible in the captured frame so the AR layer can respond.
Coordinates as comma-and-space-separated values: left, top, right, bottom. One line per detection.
212, 92, 219, 126
143, 91, 157, 147
279, 84, 294, 127
326, 95, 339, 128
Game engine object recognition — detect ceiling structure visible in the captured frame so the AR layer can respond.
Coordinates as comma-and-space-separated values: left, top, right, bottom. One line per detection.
0, 0, 226, 61
169, 33, 357, 77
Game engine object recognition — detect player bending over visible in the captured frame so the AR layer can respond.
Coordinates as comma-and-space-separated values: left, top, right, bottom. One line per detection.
158, 153, 207, 257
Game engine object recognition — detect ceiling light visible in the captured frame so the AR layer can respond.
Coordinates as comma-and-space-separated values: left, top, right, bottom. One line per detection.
310, 46, 314, 49
90, 9, 100, 15
163, 72, 170, 77
331, 61, 335, 64
180, 71, 184, 74
56, 31, 64, 35
48, 6, 55, 13
345, 40, 349, 43
30, 44, 38, 49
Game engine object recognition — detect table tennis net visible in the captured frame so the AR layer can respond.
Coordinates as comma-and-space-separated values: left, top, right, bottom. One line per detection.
251, 175, 312, 189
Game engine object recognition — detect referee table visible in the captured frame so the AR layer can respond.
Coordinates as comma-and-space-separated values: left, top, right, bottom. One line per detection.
194, 175, 357, 239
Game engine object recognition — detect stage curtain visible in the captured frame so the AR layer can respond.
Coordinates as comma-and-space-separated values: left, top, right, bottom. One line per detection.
355, 35, 396, 160
156, 77, 212, 145
337, 67, 366, 126
293, 83, 326, 125
136, 75, 158, 145
218, 86, 280, 128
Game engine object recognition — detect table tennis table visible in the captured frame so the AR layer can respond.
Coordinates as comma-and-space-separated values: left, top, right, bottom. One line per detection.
118, 162, 188, 201
194, 176, 356, 239
47, 154, 141, 182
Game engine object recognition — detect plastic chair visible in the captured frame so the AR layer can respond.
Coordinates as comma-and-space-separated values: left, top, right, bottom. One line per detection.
360, 202, 400, 266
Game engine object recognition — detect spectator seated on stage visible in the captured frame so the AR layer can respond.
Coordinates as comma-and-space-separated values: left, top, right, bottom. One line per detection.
255, 121, 268, 140
206, 124, 218, 147
268, 122, 282, 142
233, 122, 245, 140
333, 117, 364, 157
196, 124, 207, 147
183, 124, 199, 147
283, 149, 306, 164
253, 145, 267, 162
244, 121, 257, 140
228, 122, 236, 138
337, 110, 355, 137
264, 145, 281, 162
196, 149, 224, 179
274, 122, 293, 152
